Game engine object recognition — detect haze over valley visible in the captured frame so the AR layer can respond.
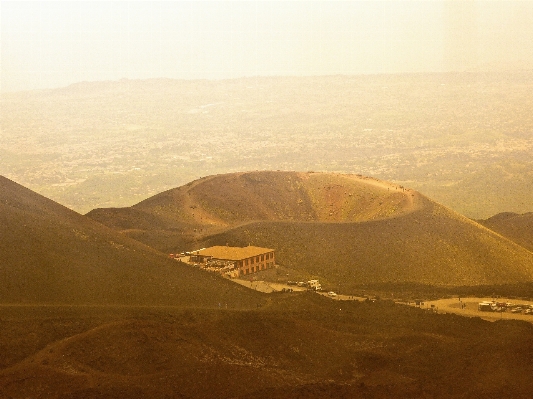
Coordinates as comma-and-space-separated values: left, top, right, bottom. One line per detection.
2, 1, 533, 398
2, 72, 533, 219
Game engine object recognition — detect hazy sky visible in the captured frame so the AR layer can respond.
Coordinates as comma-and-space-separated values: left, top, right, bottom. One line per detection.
2, 1, 533, 92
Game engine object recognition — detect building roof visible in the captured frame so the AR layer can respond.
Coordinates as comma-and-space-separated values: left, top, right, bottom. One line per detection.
193, 246, 274, 261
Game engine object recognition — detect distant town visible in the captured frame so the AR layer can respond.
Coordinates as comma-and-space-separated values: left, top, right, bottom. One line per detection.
2, 74, 533, 218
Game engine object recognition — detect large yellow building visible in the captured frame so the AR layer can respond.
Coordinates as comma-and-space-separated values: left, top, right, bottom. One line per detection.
189, 246, 275, 277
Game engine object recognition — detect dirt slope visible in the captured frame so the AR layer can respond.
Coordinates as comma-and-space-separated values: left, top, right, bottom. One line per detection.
201, 200, 533, 288
132, 171, 418, 225
1, 295, 533, 399
87, 171, 533, 287
0, 175, 264, 306
478, 212, 533, 252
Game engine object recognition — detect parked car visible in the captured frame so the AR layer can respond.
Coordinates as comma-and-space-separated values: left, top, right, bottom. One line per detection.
511, 307, 523, 313
327, 291, 337, 297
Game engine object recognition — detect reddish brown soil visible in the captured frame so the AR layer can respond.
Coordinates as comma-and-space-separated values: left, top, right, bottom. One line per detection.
87, 171, 533, 287
133, 171, 419, 225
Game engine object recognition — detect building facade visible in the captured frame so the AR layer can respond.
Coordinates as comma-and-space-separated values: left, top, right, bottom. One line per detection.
189, 245, 276, 277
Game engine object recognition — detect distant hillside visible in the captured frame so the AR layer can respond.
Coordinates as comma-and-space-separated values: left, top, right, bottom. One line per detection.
0, 175, 264, 306
479, 212, 533, 252
3, 73, 533, 219
87, 171, 533, 288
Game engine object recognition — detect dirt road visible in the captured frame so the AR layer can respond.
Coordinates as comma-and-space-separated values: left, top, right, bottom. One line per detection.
231, 279, 307, 293
229, 277, 533, 324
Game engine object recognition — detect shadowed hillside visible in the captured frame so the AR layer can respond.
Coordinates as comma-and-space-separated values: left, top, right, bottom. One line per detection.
479, 212, 533, 253
200, 200, 533, 289
1, 294, 533, 399
87, 171, 533, 287
0, 175, 264, 307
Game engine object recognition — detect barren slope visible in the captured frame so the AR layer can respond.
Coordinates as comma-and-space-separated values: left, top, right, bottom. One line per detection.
87, 171, 533, 287
132, 171, 418, 225
478, 212, 533, 252
0, 175, 264, 306
201, 198, 533, 288
1, 295, 533, 399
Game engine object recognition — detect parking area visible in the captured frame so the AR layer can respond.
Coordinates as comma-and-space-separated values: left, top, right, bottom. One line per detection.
416, 297, 533, 323
230, 279, 308, 293
221, 273, 533, 325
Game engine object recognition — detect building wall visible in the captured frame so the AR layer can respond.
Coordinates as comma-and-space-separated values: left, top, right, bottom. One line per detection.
238, 251, 275, 276
190, 248, 275, 278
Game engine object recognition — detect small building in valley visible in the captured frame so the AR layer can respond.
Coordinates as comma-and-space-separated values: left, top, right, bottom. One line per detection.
189, 245, 276, 277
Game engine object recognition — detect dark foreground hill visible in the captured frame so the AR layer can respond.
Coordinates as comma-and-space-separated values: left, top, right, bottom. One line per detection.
88, 171, 533, 288
0, 175, 264, 306
478, 212, 533, 253
1, 293, 533, 399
